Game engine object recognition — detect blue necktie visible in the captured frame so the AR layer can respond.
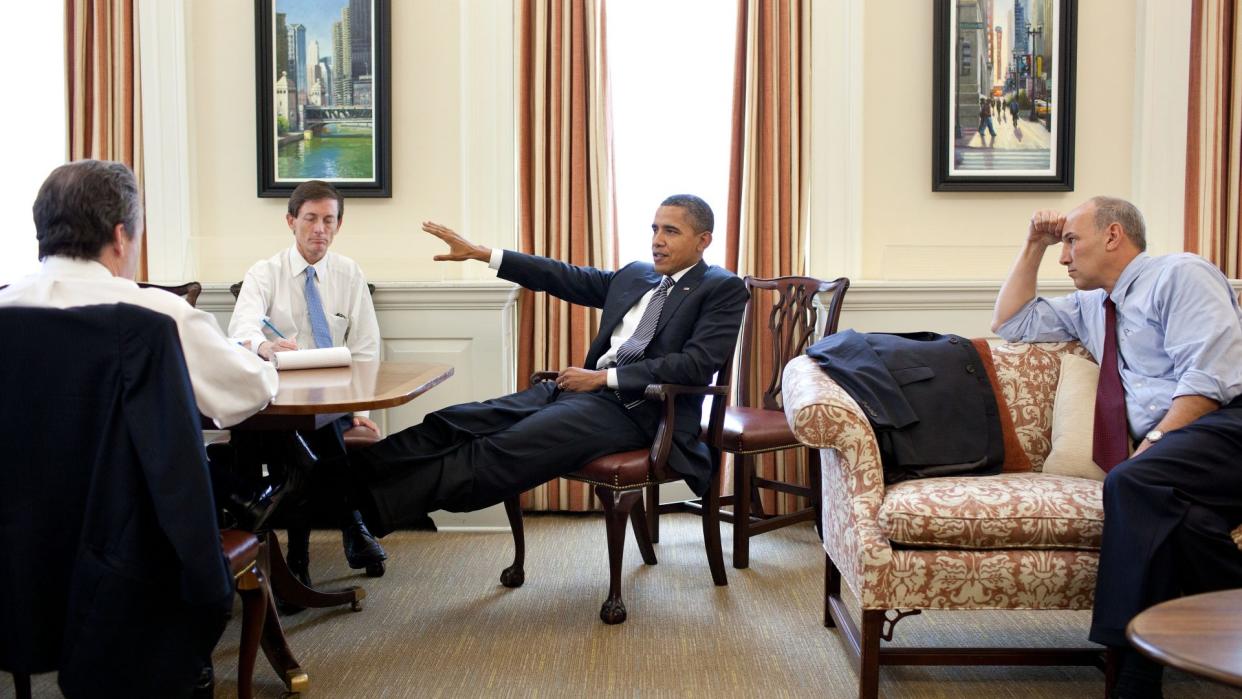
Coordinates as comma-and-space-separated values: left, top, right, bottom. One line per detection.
304, 266, 333, 349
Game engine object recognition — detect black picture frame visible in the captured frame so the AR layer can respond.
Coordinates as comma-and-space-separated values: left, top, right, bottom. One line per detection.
932, 0, 1076, 192
255, 0, 392, 197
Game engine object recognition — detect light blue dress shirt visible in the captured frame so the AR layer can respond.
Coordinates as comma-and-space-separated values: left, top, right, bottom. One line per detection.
996, 253, 1242, 439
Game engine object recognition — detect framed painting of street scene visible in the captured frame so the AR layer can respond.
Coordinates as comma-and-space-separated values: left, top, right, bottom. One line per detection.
932, 0, 1077, 191
255, 0, 391, 197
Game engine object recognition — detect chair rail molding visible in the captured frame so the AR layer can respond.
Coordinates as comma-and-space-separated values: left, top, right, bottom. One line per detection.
137, 0, 194, 283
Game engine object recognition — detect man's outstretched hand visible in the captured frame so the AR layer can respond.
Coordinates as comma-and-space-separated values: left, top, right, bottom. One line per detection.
423, 221, 491, 263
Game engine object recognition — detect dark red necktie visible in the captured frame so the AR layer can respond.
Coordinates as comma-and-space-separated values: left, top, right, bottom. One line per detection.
1093, 297, 1129, 472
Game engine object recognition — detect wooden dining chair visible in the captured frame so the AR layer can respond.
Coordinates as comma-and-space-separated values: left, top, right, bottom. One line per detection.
497, 349, 734, 624
0, 304, 304, 697
678, 275, 850, 568
138, 280, 203, 307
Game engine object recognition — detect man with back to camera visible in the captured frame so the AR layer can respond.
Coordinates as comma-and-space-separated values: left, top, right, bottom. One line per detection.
228, 179, 388, 586
0, 160, 281, 521
0, 159, 282, 690
991, 196, 1242, 698
312, 194, 748, 546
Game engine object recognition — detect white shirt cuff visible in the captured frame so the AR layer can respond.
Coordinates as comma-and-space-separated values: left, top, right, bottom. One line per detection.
607, 367, 618, 389
488, 248, 505, 270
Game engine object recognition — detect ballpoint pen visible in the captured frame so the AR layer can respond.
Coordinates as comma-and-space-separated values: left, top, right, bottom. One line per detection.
261, 316, 287, 339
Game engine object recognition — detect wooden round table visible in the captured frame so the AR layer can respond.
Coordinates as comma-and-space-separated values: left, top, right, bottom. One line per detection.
1127, 588, 1242, 689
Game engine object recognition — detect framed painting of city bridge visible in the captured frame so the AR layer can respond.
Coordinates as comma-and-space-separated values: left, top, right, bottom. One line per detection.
932, 0, 1077, 192
255, 0, 391, 197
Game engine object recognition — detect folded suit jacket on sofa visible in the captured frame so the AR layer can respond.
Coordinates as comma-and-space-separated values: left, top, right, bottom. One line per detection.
805, 330, 1004, 483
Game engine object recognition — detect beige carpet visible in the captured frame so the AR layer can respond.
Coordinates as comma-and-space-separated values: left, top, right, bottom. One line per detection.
10, 515, 1240, 697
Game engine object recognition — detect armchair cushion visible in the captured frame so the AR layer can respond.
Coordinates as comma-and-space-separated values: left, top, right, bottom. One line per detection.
879, 472, 1104, 550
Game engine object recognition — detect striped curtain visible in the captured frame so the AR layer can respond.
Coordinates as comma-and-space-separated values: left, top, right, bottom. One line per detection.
66, 0, 146, 280
1186, 0, 1242, 276
725, 0, 809, 515
517, 0, 617, 511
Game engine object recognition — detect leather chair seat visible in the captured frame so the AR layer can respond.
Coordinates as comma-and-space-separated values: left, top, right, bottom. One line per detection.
719, 406, 800, 453
570, 449, 677, 489
220, 528, 261, 577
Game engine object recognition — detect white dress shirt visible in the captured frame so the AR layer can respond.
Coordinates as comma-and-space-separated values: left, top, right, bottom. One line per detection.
489, 249, 688, 389
0, 257, 278, 428
229, 245, 380, 361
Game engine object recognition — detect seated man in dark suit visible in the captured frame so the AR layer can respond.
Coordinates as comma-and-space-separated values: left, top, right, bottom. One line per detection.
321, 194, 747, 535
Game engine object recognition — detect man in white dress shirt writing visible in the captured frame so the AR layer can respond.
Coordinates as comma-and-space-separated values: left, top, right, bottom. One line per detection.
228, 180, 388, 590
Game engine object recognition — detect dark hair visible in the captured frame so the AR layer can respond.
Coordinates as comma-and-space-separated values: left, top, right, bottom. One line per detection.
288, 180, 345, 219
33, 160, 143, 261
1089, 196, 1147, 252
660, 194, 714, 233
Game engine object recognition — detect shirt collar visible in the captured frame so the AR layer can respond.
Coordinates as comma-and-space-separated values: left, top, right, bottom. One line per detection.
1110, 253, 1151, 306
288, 244, 328, 279
41, 256, 117, 280
666, 261, 697, 284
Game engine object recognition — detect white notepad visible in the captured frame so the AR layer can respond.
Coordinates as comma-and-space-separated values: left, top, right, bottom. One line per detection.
270, 346, 352, 371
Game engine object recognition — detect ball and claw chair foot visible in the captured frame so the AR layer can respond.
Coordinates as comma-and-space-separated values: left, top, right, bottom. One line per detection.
599, 596, 627, 624
500, 564, 525, 588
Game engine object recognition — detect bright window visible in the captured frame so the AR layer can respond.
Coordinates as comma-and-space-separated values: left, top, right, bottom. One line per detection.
0, 2, 65, 284
608, 0, 737, 269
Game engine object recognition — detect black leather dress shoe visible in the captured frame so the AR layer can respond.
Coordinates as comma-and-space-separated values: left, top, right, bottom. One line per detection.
225, 483, 285, 532
343, 521, 387, 577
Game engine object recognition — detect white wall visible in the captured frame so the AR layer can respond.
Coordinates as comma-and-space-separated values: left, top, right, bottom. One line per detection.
179, 1, 514, 284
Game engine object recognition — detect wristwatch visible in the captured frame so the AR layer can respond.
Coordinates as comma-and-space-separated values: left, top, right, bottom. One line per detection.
1144, 429, 1164, 444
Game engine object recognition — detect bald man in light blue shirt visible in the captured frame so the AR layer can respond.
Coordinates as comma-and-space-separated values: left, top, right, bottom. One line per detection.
993, 196, 1242, 699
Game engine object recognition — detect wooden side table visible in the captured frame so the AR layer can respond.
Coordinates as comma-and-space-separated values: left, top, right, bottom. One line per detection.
1127, 588, 1242, 689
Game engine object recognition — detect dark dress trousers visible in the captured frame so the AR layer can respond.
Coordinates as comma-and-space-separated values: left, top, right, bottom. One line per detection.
1089, 396, 1242, 647
0, 304, 233, 697
806, 330, 1003, 483
352, 252, 748, 536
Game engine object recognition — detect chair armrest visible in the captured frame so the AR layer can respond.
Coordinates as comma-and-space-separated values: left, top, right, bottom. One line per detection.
643, 383, 727, 470
531, 370, 559, 384
781, 355, 893, 603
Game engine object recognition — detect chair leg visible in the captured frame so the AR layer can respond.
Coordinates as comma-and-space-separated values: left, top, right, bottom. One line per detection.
13, 672, 31, 699
500, 495, 525, 587
701, 469, 727, 586
733, 453, 753, 569
859, 610, 884, 699
236, 564, 268, 699
629, 497, 658, 565
597, 486, 643, 624
808, 448, 823, 541
645, 483, 660, 544
258, 579, 309, 694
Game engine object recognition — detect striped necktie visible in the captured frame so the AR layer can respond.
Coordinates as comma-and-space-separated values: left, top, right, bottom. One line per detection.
615, 276, 674, 366
304, 266, 333, 349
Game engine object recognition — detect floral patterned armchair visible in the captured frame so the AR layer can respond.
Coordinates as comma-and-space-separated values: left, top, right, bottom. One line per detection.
783, 341, 1108, 698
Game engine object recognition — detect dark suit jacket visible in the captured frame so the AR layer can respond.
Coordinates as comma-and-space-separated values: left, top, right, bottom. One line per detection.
0, 304, 233, 697
498, 251, 748, 494
806, 330, 1003, 483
